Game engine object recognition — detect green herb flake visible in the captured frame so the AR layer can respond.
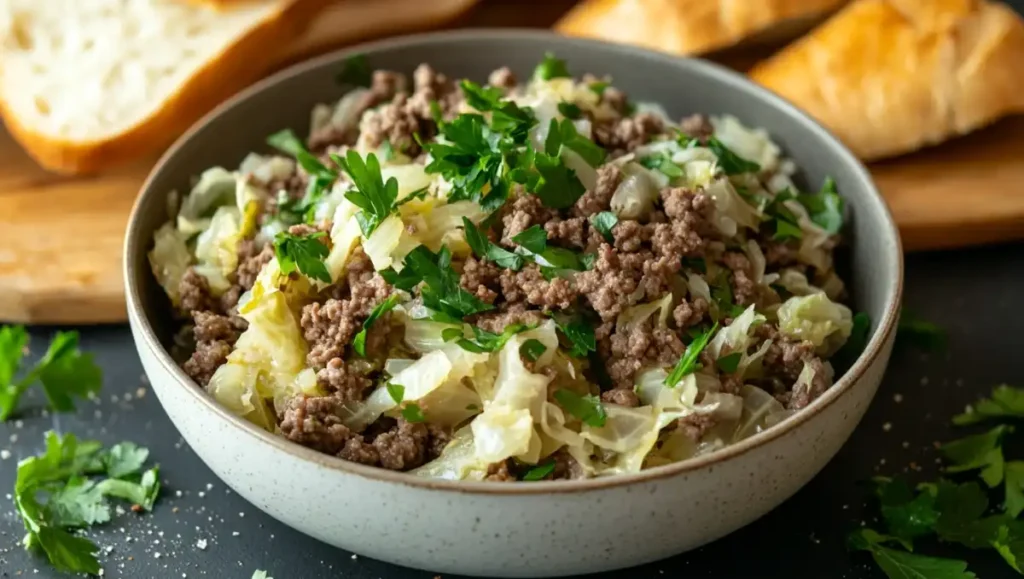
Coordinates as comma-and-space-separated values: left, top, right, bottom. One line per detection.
954, 385, 1024, 426
397, 246, 494, 320
462, 217, 524, 270
589, 211, 618, 243
402, 403, 427, 423
511, 225, 548, 254
640, 153, 684, 179
386, 383, 405, 405
273, 231, 331, 284
522, 461, 556, 482
897, 310, 947, 352
520, 339, 547, 362
554, 315, 597, 358
797, 177, 844, 235
533, 52, 571, 81
334, 150, 400, 237
666, 322, 719, 387
336, 53, 371, 87
557, 101, 582, 120
588, 81, 609, 96
352, 294, 401, 357
847, 528, 976, 579
554, 389, 607, 428
715, 352, 742, 374
1, 328, 102, 422
941, 425, 1011, 488
773, 218, 803, 241
707, 137, 761, 175
1006, 462, 1024, 518
452, 324, 533, 355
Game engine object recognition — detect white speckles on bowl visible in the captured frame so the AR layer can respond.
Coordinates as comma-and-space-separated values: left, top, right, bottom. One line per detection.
125, 30, 903, 578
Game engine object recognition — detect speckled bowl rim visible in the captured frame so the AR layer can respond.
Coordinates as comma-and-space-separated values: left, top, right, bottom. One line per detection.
125, 28, 905, 495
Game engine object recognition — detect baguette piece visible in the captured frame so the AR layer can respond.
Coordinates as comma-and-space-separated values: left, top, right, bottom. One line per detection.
749, 0, 1024, 161
0, 0, 319, 174
554, 0, 848, 56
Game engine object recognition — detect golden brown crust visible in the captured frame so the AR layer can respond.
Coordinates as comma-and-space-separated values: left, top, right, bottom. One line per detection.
2, 0, 325, 175
554, 0, 847, 56
749, 0, 1024, 161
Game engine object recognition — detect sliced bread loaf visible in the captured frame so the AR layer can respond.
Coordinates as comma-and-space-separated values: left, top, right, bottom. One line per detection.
0, 0, 318, 174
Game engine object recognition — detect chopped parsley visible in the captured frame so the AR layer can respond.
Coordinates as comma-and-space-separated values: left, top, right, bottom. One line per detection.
521, 461, 556, 481
954, 385, 1024, 426
533, 52, 571, 81
589, 211, 618, 243
554, 314, 597, 358
386, 382, 405, 404
352, 294, 401, 357
588, 80, 609, 96
798, 177, 844, 235
265, 129, 336, 224
334, 150, 399, 237
444, 324, 533, 354
392, 246, 494, 319
272, 231, 331, 283
402, 403, 427, 423
666, 322, 718, 387
897, 310, 947, 352
462, 217, 524, 270
707, 137, 761, 175
763, 188, 803, 241
520, 339, 547, 362
546, 118, 606, 167
336, 53, 371, 87
847, 529, 976, 579
510, 225, 591, 272
0, 327, 102, 422
640, 153, 684, 179
709, 273, 746, 319
15, 432, 160, 574
554, 389, 606, 428
557, 101, 582, 120
940, 425, 1010, 488
715, 352, 742, 374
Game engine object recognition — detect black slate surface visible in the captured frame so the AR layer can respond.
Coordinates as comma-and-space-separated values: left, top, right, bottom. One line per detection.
3, 242, 1024, 578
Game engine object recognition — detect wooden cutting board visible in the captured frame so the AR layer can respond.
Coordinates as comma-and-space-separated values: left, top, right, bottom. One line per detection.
1, 0, 1023, 325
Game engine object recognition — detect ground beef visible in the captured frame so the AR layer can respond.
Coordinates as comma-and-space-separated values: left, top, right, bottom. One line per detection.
576, 244, 640, 322
460, 256, 502, 304
357, 93, 424, 155
544, 217, 588, 249
177, 268, 216, 314
316, 357, 372, 406
473, 303, 547, 334
722, 252, 758, 306
551, 448, 586, 480
485, 460, 516, 482
572, 164, 622, 218
501, 194, 558, 246
410, 63, 463, 119
488, 66, 517, 90
234, 240, 274, 291
673, 298, 709, 329
764, 239, 799, 268
300, 299, 363, 368
279, 395, 357, 455
675, 413, 716, 441
427, 424, 452, 459
308, 70, 408, 151
679, 114, 714, 141
498, 265, 577, 310
592, 112, 664, 156
182, 339, 232, 387
372, 419, 432, 470
654, 188, 714, 257
601, 388, 640, 408
761, 330, 817, 383
605, 318, 685, 389
612, 220, 650, 252
784, 357, 830, 410
192, 311, 246, 343
344, 252, 392, 317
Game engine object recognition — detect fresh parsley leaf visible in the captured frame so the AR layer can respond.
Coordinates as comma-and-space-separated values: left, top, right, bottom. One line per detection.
773, 218, 803, 241
102, 442, 149, 479
897, 311, 947, 352
666, 322, 719, 387
422, 112, 511, 211
590, 212, 618, 243
511, 225, 548, 254
0, 325, 28, 419
1, 329, 102, 421
557, 101, 582, 120
872, 477, 940, 541
762, 188, 803, 241
451, 324, 533, 355
640, 153, 684, 179
834, 312, 871, 369
520, 339, 547, 362
530, 146, 587, 209
925, 479, 994, 547
707, 137, 761, 175
402, 403, 426, 423
400, 246, 494, 319
554, 315, 597, 358
681, 257, 707, 274
994, 523, 1024, 573
955, 385, 1024, 426
336, 53, 371, 87
548, 118, 606, 167
798, 177, 844, 235
588, 81, 609, 96
273, 231, 331, 283
533, 52, 571, 81
379, 266, 422, 291
522, 461, 556, 481
554, 389, 607, 428
266, 129, 307, 158
334, 150, 399, 237
941, 425, 1011, 487
1006, 462, 1024, 518
709, 273, 745, 320
352, 294, 401, 357
510, 225, 589, 272
848, 528, 976, 579
48, 478, 111, 527
96, 468, 160, 511
462, 217, 524, 270
386, 383, 405, 405
715, 352, 742, 374
252, 570, 274, 579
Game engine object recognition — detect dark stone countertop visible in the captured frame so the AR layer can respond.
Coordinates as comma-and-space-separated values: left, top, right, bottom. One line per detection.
2, 242, 1023, 578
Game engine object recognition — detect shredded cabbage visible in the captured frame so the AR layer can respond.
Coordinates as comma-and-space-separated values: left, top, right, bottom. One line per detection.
148, 223, 192, 306
362, 214, 404, 271
711, 115, 781, 172
732, 386, 785, 441
703, 177, 762, 236
344, 350, 453, 430
194, 206, 242, 277
562, 148, 598, 190
581, 405, 660, 474
616, 293, 673, 333
412, 427, 491, 481
611, 163, 660, 220
776, 269, 824, 296
790, 360, 834, 409
177, 167, 236, 235
777, 294, 853, 355
709, 305, 766, 359
323, 201, 363, 282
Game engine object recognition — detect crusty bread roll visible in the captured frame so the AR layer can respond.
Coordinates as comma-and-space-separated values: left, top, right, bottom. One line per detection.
750, 0, 1024, 161
0, 0, 321, 174
554, 0, 848, 56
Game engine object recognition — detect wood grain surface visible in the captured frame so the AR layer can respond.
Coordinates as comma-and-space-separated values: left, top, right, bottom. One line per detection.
0, 0, 1021, 325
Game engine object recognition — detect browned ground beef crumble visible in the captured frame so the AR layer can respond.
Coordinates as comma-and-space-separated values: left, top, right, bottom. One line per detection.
172, 63, 844, 480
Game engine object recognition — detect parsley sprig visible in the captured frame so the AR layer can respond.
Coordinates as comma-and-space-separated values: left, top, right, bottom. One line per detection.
0, 328, 102, 422
955, 385, 1024, 426
510, 225, 592, 275
553, 314, 597, 359
554, 388, 607, 428
15, 432, 160, 574
265, 129, 336, 224
442, 323, 534, 354
666, 322, 718, 387
382, 246, 494, 320
272, 231, 331, 283
462, 217, 524, 270
352, 294, 401, 357
334, 150, 400, 237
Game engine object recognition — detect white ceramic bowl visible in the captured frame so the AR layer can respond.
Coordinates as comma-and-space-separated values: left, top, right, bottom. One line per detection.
125, 30, 903, 578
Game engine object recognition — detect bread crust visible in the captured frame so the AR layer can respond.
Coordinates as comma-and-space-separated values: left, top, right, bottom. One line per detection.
554, 0, 847, 56
749, 0, 1024, 161
0, 0, 325, 175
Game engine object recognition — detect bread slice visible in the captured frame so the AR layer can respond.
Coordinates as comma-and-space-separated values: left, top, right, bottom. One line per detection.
749, 0, 1024, 161
554, 0, 848, 57
0, 0, 320, 174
